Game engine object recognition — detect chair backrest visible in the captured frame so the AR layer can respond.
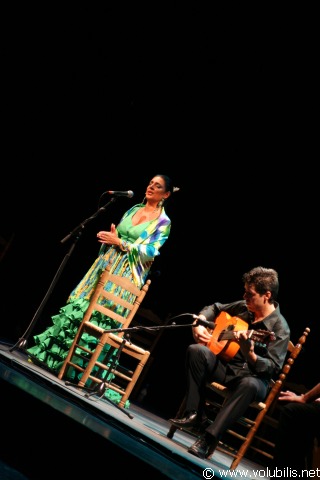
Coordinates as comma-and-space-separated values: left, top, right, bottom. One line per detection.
262, 327, 310, 410
81, 263, 151, 335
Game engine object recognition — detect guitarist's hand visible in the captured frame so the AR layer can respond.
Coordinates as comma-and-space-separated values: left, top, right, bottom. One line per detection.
192, 318, 212, 345
234, 331, 257, 363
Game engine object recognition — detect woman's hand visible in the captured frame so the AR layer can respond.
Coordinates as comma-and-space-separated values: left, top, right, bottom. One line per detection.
97, 223, 120, 246
278, 390, 306, 403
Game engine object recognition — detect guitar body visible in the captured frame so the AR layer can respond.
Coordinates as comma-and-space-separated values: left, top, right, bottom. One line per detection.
207, 311, 249, 362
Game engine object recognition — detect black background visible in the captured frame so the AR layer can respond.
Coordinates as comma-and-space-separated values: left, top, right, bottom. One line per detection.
1, 6, 318, 417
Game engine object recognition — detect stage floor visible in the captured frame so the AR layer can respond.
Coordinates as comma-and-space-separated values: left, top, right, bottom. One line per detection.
0, 340, 271, 480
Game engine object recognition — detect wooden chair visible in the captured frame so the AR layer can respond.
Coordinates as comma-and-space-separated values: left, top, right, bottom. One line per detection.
167, 327, 310, 469
58, 263, 151, 408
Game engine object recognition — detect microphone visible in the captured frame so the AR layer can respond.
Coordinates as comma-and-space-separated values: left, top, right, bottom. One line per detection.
192, 314, 215, 330
107, 190, 134, 198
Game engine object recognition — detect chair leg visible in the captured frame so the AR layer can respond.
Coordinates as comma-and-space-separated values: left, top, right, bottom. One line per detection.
118, 352, 150, 408
230, 406, 267, 469
77, 335, 106, 387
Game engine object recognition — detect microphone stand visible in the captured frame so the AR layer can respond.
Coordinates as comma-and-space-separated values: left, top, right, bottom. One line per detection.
9, 198, 117, 353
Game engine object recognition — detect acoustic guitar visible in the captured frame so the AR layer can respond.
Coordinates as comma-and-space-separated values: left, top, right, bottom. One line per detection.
206, 311, 276, 362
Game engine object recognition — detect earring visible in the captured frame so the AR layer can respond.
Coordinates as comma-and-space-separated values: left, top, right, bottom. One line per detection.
157, 198, 164, 208
153, 198, 164, 212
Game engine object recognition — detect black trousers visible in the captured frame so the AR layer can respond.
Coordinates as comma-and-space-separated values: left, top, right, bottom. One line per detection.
272, 400, 320, 470
184, 343, 268, 440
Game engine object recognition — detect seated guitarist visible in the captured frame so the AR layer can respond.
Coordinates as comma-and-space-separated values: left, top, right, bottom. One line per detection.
169, 266, 290, 460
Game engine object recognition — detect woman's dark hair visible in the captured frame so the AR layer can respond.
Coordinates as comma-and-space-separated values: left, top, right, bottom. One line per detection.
155, 174, 174, 194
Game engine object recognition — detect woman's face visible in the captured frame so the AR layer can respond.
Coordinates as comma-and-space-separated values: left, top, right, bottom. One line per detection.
145, 176, 170, 202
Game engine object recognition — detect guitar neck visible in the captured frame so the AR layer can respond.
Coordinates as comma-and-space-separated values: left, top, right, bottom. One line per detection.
218, 328, 274, 343
218, 330, 252, 341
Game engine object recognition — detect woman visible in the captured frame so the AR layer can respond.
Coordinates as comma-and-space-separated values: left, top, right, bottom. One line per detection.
27, 174, 177, 404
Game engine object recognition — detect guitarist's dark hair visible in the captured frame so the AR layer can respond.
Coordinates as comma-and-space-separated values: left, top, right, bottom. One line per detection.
242, 266, 279, 304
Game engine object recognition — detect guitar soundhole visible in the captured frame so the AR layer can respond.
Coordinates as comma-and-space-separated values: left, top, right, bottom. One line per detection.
226, 325, 235, 331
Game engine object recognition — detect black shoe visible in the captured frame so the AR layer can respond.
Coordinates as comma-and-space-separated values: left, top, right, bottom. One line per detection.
169, 411, 200, 429
187, 434, 217, 459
